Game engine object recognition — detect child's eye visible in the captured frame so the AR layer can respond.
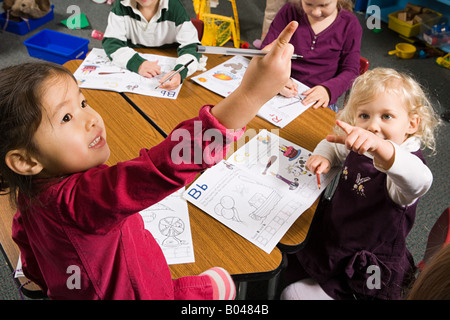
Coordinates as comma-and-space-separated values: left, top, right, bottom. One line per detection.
382, 114, 393, 120
81, 100, 88, 108
61, 114, 72, 123
359, 114, 369, 119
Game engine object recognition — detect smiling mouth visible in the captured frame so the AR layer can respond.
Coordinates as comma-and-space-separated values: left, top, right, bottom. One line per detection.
89, 136, 101, 148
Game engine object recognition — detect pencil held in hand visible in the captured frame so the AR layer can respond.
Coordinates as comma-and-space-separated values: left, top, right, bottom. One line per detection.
316, 173, 321, 189
155, 59, 194, 89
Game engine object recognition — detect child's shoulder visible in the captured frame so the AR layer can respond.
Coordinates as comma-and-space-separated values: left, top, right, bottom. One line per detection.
338, 9, 360, 24
337, 9, 362, 33
110, 0, 135, 17
165, 0, 191, 21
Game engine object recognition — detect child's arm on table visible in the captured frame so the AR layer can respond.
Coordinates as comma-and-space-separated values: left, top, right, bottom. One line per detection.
102, 12, 161, 77
306, 139, 348, 175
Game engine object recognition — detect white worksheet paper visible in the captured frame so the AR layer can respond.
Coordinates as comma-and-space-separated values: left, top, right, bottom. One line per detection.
15, 189, 193, 278
73, 48, 182, 99
191, 55, 314, 127
183, 130, 338, 254
139, 188, 194, 265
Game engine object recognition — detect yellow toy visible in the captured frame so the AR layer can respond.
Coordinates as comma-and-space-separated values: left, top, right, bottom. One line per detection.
192, 0, 241, 48
436, 53, 450, 69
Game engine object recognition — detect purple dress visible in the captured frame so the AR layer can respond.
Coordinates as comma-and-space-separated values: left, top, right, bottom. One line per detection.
288, 151, 425, 300
261, 4, 362, 104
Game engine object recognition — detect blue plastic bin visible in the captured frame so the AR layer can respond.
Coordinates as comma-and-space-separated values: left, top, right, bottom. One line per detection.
24, 29, 89, 64
0, 5, 54, 35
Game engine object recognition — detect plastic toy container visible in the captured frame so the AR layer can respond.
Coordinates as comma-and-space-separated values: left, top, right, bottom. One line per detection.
24, 29, 89, 64
388, 9, 442, 38
0, 5, 54, 35
420, 18, 450, 52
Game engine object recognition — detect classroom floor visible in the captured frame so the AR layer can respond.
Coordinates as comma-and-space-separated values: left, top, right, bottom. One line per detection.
0, 0, 448, 300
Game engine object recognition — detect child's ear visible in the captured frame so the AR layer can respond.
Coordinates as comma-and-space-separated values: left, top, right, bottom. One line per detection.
5, 149, 43, 176
407, 114, 420, 135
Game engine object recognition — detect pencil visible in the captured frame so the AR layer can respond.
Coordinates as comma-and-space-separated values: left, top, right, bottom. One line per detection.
155, 59, 194, 89
197, 45, 303, 59
316, 173, 321, 189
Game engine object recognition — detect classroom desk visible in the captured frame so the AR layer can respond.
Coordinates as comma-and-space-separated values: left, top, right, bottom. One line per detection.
122, 48, 337, 254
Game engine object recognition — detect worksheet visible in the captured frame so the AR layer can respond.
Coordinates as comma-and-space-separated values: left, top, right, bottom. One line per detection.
183, 130, 338, 254
15, 188, 194, 277
73, 48, 182, 99
139, 188, 195, 265
191, 55, 313, 127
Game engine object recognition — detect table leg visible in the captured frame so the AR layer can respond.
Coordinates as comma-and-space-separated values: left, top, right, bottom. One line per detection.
237, 281, 248, 300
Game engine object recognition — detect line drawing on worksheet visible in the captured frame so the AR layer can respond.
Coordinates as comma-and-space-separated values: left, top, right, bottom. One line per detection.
139, 188, 195, 265
73, 48, 182, 99
184, 130, 339, 253
191, 56, 314, 127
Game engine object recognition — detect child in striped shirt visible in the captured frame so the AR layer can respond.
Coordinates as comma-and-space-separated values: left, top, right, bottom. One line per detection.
102, 0, 201, 91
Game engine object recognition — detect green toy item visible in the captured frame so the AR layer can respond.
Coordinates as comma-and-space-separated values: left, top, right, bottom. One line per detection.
61, 13, 89, 29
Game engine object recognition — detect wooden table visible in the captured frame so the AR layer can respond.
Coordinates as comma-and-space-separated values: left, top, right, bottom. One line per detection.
123, 48, 337, 254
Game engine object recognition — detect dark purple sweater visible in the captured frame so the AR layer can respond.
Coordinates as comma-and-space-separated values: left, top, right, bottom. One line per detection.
261, 4, 362, 104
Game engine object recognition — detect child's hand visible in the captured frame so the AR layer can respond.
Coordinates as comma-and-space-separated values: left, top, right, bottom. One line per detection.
306, 155, 331, 175
158, 71, 181, 91
326, 120, 395, 169
302, 85, 330, 108
326, 120, 381, 155
210, 21, 298, 129
279, 78, 298, 98
138, 60, 161, 78
235, 21, 298, 108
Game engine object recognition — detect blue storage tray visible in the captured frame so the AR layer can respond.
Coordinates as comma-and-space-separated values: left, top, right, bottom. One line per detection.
24, 29, 89, 64
0, 5, 54, 35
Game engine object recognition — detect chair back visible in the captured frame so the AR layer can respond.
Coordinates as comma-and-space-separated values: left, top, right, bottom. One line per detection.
191, 18, 204, 42
418, 207, 450, 270
359, 56, 369, 75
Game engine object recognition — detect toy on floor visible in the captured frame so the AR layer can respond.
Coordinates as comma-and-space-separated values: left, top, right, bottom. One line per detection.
436, 53, 450, 69
2, 0, 51, 21
423, 22, 450, 47
61, 13, 90, 30
388, 43, 416, 59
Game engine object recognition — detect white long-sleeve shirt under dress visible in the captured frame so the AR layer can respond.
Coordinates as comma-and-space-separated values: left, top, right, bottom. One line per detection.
314, 137, 432, 207
102, 0, 201, 82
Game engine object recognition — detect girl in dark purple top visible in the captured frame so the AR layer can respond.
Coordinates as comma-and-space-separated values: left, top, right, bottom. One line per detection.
282, 68, 441, 300
261, 0, 362, 111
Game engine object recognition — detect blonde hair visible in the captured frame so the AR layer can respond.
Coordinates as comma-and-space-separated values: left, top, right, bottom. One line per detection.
337, 67, 441, 154
292, 0, 353, 12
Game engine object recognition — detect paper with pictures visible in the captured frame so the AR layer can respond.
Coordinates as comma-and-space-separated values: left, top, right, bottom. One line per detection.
183, 130, 338, 253
139, 188, 195, 265
14, 189, 194, 277
73, 48, 182, 99
191, 55, 314, 127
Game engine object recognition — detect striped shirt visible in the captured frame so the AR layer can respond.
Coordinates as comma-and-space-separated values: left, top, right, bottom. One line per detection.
102, 0, 200, 81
